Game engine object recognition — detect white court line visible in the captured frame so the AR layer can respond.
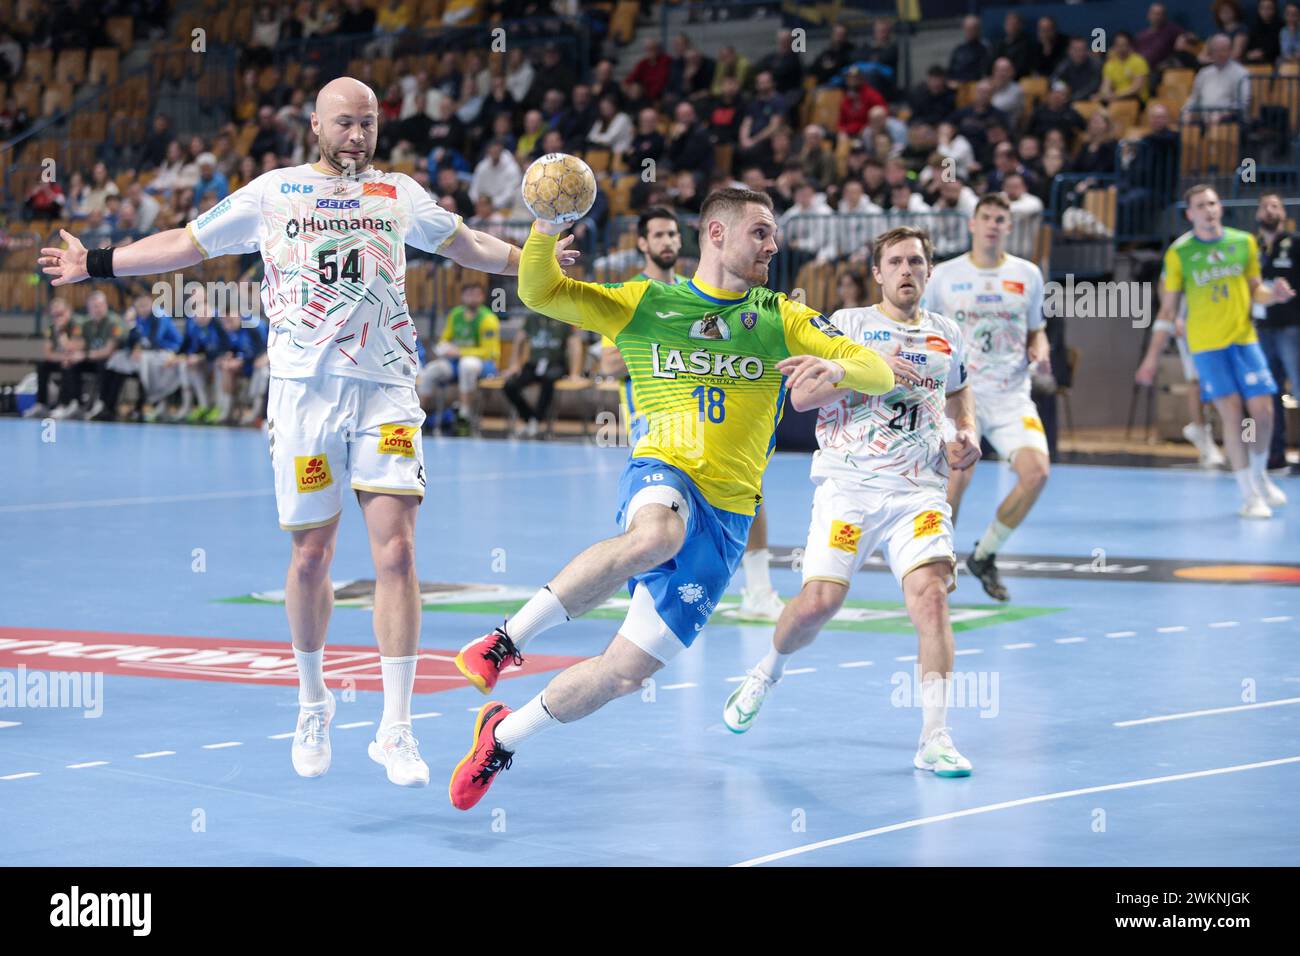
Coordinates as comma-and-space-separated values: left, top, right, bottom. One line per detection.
336, 721, 374, 729
953, 648, 983, 656
267, 731, 295, 740
1054, 637, 1086, 644
202, 741, 243, 750
724, 676, 747, 683
661, 682, 697, 690
839, 661, 874, 668
894, 655, 917, 662
1209, 621, 1239, 629
0, 721, 20, 729
1262, 616, 1292, 623
1114, 697, 1300, 727
1106, 631, 1136, 638
785, 667, 818, 675
1156, 626, 1187, 633
134, 751, 175, 759
1003, 642, 1035, 650
411, 712, 442, 720
66, 761, 109, 769
732, 755, 1300, 867
1, 772, 39, 781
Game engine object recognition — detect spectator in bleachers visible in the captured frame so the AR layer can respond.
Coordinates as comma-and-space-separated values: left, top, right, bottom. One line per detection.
666, 100, 713, 178
935, 119, 975, 181
1060, 111, 1118, 212
503, 313, 569, 439
250, 4, 283, 58
1100, 32, 1150, 106
1004, 174, 1043, 259
1184, 34, 1251, 122
535, 128, 565, 164
1027, 81, 1086, 152
836, 66, 886, 140
987, 141, 1036, 194
758, 127, 796, 181
1117, 102, 1179, 234
1018, 133, 1045, 178
1208, 0, 1250, 62
1283, 2, 1300, 61
426, 96, 469, 169
556, 85, 597, 151
711, 44, 751, 95
475, 76, 517, 138
228, 156, 258, 193
380, 83, 404, 122
1052, 36, 1102, 102
861, 154, 887, 205
82, 208, 113, 248
1030, 17, 1070, 77
755, 29, 805, 97
949, 15, 994, 84
63, 171, 90, 220
587, 57, 620, 108
467, 194, 510, 243
53, 290, 122, 420
858, 18, 900, 100
908, 67, 956, 127
836, 178, 883, 263
887, 180, 929, 215
0, 95, 31, 140
587, 93, 634, 155
436, 167, 474, 218
950, 80, 1008, 168
0, 29, 23, 82
994, 12, 1034, 79
812, 23, 857, 85
83, 162, 120, 215
469, 136, 521, 212
249, 105, 290, 163
284, 0, 335, 39
99, 293, 183, 422
194, 154, 230, 203
536, 43, 577, 99
1246, 0, 1283, 63
1136, 3, 1184, 70
513, 108, 545, 162
111, 200, 141, 243
989, 57, 1025, 126
774, 181, 836, 284
738, 70, 789, 167
626, 37, 672, 103
124, 182, 160, 233
667, 34, 713, 100
1036, 145, 1067, 204
25, 298, 77, 419
931, 175, 979, 218
337, 0, 376, 36
419, 282, 500, 434
764, 159, 803, 212
798, 124, 836, 189
834, 271, 868, 311
174, 289, 218, 423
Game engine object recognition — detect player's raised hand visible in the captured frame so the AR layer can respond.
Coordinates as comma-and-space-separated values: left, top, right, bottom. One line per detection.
776, 354, 844, 391
554, 233, 581, 267
946, 429, 982, 470
882, 348, 923, 387
38, 230, 89, 287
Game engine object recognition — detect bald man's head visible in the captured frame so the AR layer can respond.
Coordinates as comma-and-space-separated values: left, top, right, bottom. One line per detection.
311, 77, 379, 175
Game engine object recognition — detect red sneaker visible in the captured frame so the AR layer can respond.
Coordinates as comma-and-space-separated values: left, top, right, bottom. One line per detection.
455, 625, 524, 694
449, 701, 515, 811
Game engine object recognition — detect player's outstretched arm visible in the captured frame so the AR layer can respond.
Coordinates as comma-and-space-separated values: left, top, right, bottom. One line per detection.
440, 224, 580, 276
517, 221, 645, 339
39, 228, 204, 286
780, 300, 899, 396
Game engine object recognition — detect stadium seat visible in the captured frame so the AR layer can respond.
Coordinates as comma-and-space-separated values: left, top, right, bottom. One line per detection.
955, 81, 978, 109
88, 49, 120, 87
810, 88, 843, 130
55, 50, 87, 86
611, 0, 639, 45
1157, 68, 1194, 102
1019, 75, 1048, 112
1082, 186, 1117, 235
105, 17, 133, 49
1108, 99, 1139, 136
23, 49, 53, 85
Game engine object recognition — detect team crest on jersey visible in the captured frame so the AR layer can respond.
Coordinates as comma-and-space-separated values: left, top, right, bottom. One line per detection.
740, 311, 758, 330
295, 454, 333, 493
689, 314, 730, 340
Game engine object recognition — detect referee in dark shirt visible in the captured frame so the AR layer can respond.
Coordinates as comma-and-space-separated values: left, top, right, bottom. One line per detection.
1256, 193, 1300, 473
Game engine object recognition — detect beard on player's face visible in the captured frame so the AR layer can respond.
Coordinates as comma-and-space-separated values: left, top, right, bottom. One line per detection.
650, 247, 679, 270
324, 136, 374, 174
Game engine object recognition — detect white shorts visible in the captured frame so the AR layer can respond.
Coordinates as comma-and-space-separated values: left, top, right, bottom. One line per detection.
801, 477, 956, 592
975, 389, 1049, 462
267, 373, 426, 531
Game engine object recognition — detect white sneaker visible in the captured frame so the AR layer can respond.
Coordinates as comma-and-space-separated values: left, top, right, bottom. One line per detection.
723, 667, 778, 733
50, 402, 79, 419
83, 399, 104, 420
737, 586, 785, 622
1183, 423, 1225, 468
368, 723, 429, 787
291, 692, 336, 778
1257, 474, 1287, 508
914, 727, 973, 777
525, 418, 539, 438
1239, 495, 1274, 519
21, 402, 46, 419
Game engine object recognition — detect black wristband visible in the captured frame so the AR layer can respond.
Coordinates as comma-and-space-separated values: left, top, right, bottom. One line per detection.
86, 248, 115, 279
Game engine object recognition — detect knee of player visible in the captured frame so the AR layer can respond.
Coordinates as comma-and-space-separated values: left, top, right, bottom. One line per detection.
904, 573, 949, 619
624, 516, 684, 565
372, 535, 416, 578
796, 582, 845, 626
290, 539, 335, 578
1023, 460, 1050, 490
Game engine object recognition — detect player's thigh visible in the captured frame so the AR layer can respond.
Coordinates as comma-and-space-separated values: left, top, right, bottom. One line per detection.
1191, 347, 1237, 405
1229, 342, 1278, 402
290, 516, 341, 572
350, 380, 427, 500
881, 492, 957, 595
357, 489, 419, 550
598, 632, 665, 686
268, 375, 349, 532
981, 391, 1048, 463
800, 477, 887, 587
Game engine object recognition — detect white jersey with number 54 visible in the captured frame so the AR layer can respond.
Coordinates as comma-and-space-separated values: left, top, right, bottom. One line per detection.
811, 305, 968, 493
186, 163, 463, 386
922, 252, 1044, 399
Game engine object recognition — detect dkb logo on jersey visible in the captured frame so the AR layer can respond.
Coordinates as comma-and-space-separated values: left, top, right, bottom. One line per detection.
378, 424, 415, 458
913, 511, 943, 538
829, 520, 862, 553
295, 455, 334, 493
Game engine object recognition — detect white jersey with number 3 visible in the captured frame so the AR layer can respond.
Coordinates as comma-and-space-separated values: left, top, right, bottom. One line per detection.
811, 305, 968, 493
186, 163, 463, 386
922, 252, 1044, 399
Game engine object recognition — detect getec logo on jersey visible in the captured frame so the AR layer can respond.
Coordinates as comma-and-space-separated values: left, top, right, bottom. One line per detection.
316, 198, 361, 209
295, 454, 334, 493
378, 424, 416, 458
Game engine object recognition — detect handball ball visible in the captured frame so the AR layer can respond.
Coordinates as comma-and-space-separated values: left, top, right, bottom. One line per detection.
521, 153, 597, 224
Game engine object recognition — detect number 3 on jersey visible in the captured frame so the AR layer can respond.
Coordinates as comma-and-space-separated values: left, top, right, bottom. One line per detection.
691, 385, 726, 423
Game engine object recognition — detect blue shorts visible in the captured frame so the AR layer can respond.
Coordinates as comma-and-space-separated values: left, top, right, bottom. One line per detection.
614, 457, 753, 648
1191, 342, 1277, 403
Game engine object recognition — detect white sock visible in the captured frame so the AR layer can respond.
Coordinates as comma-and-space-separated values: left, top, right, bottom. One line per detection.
495, 692, 559, 751
973, 518, 1014, 561
742, 548, 773, 593
216, 388, 232, 417
1233, 468, 1256, 498
920, 676, 950, 740
294, 646, 327, 706
505, 585, 569, 650
379, 654, 418, 733
757, 645, 789, 680
1249, 449, 1270, 487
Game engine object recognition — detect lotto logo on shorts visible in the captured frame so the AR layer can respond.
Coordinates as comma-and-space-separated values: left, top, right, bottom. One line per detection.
378, 424, 416, 458
914, 511, 943, 538
1023, 416, 1045, 434
829, 520, 862, 553
294, 455, 334, 493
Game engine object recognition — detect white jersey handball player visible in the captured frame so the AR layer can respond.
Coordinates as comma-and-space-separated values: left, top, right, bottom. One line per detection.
923, 192, 1050, 602
725, 226, 984, 777
39, 76, 579, 788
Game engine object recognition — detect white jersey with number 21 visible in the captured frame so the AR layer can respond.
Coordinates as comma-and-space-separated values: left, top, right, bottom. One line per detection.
186, 163, 463, 386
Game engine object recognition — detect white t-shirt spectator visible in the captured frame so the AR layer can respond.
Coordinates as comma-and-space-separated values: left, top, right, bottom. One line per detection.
1184, 60, 1251, 115
468, 151, 523, 212
588, 112, 634, 155
779, 195, 838, 262
937, 134, 975, 180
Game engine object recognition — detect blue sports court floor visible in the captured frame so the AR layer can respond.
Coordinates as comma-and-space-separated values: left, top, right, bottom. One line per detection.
2, 418, 1297, 866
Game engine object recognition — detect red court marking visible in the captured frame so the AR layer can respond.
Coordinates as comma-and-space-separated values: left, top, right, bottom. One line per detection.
0, 627, 582, 693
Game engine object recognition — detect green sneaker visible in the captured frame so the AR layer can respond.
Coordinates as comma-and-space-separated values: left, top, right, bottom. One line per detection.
186, 406, 209, 423
202, 407, 224, 425
913, 727, 973, 777
722, 667, 777, 734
